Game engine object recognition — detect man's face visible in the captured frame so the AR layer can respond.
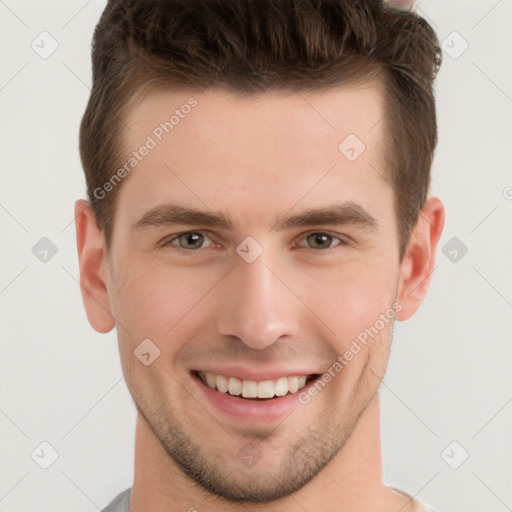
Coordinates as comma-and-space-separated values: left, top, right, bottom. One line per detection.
105, 84, 403, 502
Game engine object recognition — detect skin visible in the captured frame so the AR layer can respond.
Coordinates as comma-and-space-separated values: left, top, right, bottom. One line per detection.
75, 82, 444, 511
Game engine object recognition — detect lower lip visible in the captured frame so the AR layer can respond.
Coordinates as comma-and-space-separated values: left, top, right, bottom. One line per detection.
191, 372, 319, 424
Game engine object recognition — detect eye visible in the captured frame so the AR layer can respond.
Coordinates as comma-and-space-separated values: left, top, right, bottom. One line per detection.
162, 231, 215, 250
161, 230, 348, 252
299, 232, 347, 250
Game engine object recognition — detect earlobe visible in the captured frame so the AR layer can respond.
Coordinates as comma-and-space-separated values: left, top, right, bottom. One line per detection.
395, 197, 445, 321
74, 199, 116, 333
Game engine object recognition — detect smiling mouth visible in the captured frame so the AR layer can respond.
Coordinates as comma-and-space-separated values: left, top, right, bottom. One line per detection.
191, 370, 320, 401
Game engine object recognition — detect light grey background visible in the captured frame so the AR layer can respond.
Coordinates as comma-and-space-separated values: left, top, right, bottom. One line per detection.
1, 1, 511, 511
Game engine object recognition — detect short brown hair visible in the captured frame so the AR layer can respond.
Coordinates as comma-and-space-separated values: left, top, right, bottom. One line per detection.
79, 0, 441, 261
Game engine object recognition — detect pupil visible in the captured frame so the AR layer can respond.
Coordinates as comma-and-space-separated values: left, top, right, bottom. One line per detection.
311, 233, 330, 248
183, 233, 202, 248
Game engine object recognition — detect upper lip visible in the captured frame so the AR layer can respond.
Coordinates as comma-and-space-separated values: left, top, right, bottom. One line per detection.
192, 367, 320, 381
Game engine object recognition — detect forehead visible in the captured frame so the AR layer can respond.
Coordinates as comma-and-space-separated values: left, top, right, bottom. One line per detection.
124, 83, 386, 154
117, 83, 391, 227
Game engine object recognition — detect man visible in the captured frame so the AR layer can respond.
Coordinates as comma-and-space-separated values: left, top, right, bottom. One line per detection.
75, 0, 445, 510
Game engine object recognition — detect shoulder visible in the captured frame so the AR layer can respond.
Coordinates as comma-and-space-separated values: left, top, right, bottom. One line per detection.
101, 488, 131, 512
388, 486, 439, 512
416, 501, 442, 512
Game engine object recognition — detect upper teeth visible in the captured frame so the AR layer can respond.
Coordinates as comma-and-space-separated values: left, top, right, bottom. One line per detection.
198, 371, 309, 399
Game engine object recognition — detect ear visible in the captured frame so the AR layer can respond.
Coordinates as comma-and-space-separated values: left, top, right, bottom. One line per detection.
74, 199, 115, 333
395, 196, 445, 321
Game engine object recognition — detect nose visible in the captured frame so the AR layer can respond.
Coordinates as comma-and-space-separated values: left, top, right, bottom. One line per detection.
216, 244, 299, 350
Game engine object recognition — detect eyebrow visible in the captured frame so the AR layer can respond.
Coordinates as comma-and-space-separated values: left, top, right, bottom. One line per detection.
132, 202, 379, 233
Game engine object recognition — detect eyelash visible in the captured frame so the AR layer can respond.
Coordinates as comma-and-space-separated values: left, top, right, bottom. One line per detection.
160, 230, 349, 254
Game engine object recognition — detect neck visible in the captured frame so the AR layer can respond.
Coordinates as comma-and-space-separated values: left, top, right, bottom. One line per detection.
130, 392, 417, 511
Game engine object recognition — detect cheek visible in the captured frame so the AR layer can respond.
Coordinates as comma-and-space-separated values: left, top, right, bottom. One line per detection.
302, 260, 398, 349
111, 260, 217, 342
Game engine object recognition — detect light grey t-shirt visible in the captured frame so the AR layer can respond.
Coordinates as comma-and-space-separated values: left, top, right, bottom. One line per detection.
101, 487, 440, 511
102, 488, 130, 512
